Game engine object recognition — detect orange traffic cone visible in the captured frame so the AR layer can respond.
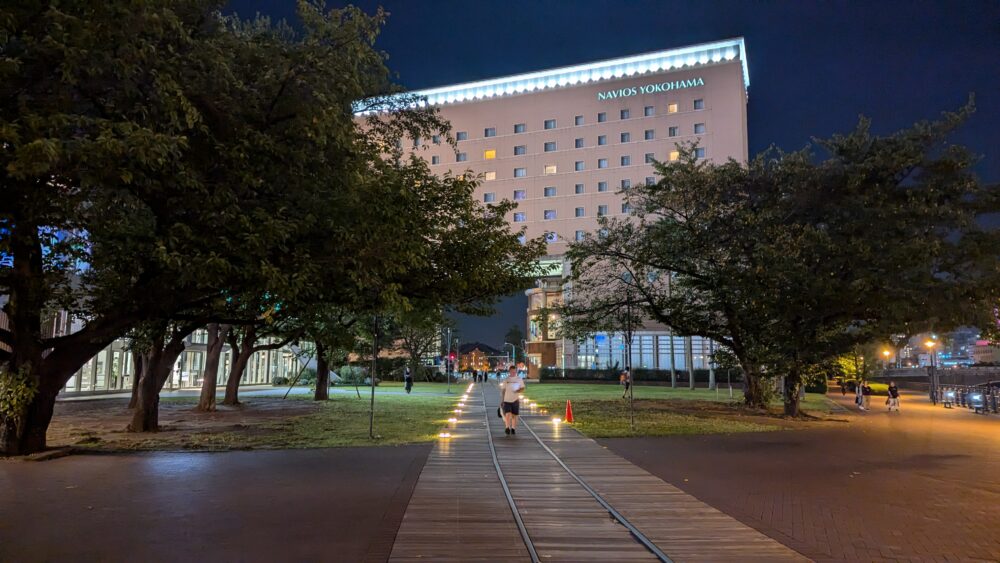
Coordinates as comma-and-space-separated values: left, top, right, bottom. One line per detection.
565, 400, 575, 423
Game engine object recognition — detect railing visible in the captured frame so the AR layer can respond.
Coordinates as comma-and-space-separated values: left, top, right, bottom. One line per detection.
933, 383, 1000, 415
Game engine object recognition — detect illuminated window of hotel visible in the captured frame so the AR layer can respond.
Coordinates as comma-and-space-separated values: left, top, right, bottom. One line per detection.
513, 189, 526, 200
695, 147, 706, 159
598, 181, 608, 192
513, 212, 526, 222
544, 164, 557, 175
544, 141, 556, 152
644, 129, 655, 140
575, 230, 585, 241
514, 145, 526, 156
694, 99, 705, 110
574, 115, 584, 126
667, 103, 678, 114
598, 158, 608, 169
544, 119, 556, 130
597, 112, 607, 123
621, 132, 631, 143
575, 207, 585, 217
575, 183, 584, 194
412, 137, 420, 148
622, 203, 632, 214
544, 187, 556, 197
644, 105, 655, 117
668, 126, 678, 137
620, 109, 630, 120
645, 153, 655, 164
456, 152, 467, 162
669, 150, 680, 161
645, 176, 655, 186
518, 234, 526, 244
456, 131, 468, 140
694, 123, 706, 134
620, 155, 631, 166
575, 138, 584, 148
514, 167, 526, 177
621, 179, 631, 189
545, 232, 558, 243
484, 127, 496, 138
598, 135, 607, 146
575, 161, 584, 171
432, 135, 441, 144
431, 155, 440, 165
484, 171, 496, 181
598, 205, 608, 217
514, 123, 526, 134
484, 149, 496, 160
483, 192, 496, 203
544, 210, 556, 220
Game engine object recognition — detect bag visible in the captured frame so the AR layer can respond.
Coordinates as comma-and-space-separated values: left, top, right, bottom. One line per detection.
497, 406, 503, 418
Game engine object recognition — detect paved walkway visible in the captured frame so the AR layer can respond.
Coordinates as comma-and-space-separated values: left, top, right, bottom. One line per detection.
389, 381, 808, 562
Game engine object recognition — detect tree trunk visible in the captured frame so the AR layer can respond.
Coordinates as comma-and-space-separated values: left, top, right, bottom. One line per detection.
129, 330, 188, 432
314, 341, 329, 401
742, 370, 769, 409
783, 370, 802, 417
0, 381, 59, 456
196, 324, 230, 412
128, 350, 144, 409
222, 327, 256, 406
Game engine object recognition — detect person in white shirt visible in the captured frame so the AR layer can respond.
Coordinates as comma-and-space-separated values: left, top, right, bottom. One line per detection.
500, 365, 525, 436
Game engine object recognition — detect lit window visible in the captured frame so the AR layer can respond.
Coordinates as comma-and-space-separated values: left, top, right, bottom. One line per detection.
484, 192, 496, 203
514, 167, 526, 177
668, 126, 678, 137
575, 184, 584, 194
514, 123, 526, 134
621, 179, 631, 189
513, 189, 526, 200
645, 153, 655, 164
599, 228, 608, 239
518, 234, 526, 245
694, 99, 705, 110
598, 158, 608, 169
575, 230, 585, 241
695, 147, 706, 159
575, 115, 584, 126
669, 151, 680, 161
645, 176, 655, 186
694, 123, 706, 134
575, 207, 585, 217
622, 203, 631, 214
513, 212, 526, 222
621, 155, 631, 166
484, 171, 496, 181
574, 161, 585, 171
457, 131, 468, 141
598, 135, 607, 146
545, 232, 558, 243
544, 164, 557, 175
544, 187, 556, 197
598, 205, 608, 217
432, 135, 441, 144
514, 145, 526, 156
431, 155, 440, 165
667, 103, 678, 114
456, 152, 467, 162
597, 112, 607, 123
544, 210, 556, 220
484, 127, 496, 138
544, 141, 556, 152
544, 119, 556, 130
620, 132, 631, 143
484, 149, 496, 160
575, 138, 584, 149
412, 137, 421, 148
644, 129, 655, 140
598, 181, 608, 192
644, 105, 654, 117
620, 109, 630, 120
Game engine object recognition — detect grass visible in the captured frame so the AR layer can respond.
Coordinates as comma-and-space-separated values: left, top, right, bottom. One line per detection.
565, 400, 781, 437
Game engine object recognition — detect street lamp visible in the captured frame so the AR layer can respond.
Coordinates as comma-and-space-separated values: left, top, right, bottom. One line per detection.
924, 340, 936, 368
882, 349, 891, 371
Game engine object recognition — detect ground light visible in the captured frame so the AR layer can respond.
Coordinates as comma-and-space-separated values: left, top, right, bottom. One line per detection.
438, 432, 452, 438
454, 409, 462, 414
458, 402, 465, 407
447, 417, 458, 423
551, 417, 562, 424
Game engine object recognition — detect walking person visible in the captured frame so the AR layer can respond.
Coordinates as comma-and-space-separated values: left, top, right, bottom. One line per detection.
862, 381, 873, 411
855, 379, 865, 410
404, 366, 413, 394
620, 368, 632, 399
887, 381, 900, 412
500, 365, 525, 435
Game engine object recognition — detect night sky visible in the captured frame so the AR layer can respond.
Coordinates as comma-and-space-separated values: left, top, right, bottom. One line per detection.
228, 0, 1000, 347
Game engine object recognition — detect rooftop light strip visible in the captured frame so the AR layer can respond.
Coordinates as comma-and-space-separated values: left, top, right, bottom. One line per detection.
356, 37, 748, 114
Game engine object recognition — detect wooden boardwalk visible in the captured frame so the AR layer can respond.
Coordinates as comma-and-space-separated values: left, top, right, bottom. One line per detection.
388, 381, 810, 562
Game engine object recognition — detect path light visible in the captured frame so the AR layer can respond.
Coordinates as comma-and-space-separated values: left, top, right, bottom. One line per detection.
438, 432, 452, 438
454, 409, 462, 414
447, 417, 458, 423
551, 417, 562, 424
458, 402, 465, 407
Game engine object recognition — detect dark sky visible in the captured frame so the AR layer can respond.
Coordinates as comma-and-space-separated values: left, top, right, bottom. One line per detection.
229, 0, 1000, 348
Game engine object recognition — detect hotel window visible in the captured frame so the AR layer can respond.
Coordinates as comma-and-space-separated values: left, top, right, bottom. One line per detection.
669, 150, 680, 161
644, 129, 655, 141
431, 155, 440, 165
598, 205, 608, 217
514, 167, 526, 177
544, 119, 556, 130
599, 227, 608, 239
597, 112, 607, 123
667, 103, 678, 114
574, 207, 585, 218
484, 192, 496, 203
621, 179, 631, 189
484, 171, 496, 181
598, 181, 608, 192
484, 127, 496, 138
456, 152, 467, 162
598, 135, 607, 146
514, 123, 526, 133
644, 105, 655, 117
514, 145, 527, 156
694, 99, 705, 110
620, 132, 631, 143
598, 158, 608, 169
645, 153, 655, 164
544, 210, 556, 220
695, 147, 706, 159
575, 230, 585, 241
668, 126, 678, 137
575, 115, 584, 126
457, 131, 468, 141
622, 203, 632, 214
432, 135, 441, 144
544, 164, 557, 175
645, 176, 656, 186
575, 138, 584, 149
575, 161, 585, 171
544, 186, 556, 197
694, 123, 706, 134
518, 234, 526, 245
621, 155, 631, 166
620, 109, 630, 120
575, 183, 585, 194
513, 212, 526, 222
544, 141, 556, 152
514, 189, 526, 200
484, 149, 496, 160
545, 232, 558, 243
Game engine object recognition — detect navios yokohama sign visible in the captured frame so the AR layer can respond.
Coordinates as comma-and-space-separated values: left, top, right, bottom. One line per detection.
597, 77, 705, 101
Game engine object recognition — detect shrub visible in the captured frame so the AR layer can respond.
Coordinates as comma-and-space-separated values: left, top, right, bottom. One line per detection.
297, 368, 317, 386
337, 365, 367, 386
272, 376, 290, 386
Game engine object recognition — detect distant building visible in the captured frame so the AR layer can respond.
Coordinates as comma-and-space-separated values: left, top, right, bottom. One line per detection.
971, 340, 1000, 365
458, 342, 502, 372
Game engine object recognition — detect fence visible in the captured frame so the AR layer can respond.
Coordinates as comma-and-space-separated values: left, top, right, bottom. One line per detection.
934, 383, 1000, 415
539, 367, 743, 385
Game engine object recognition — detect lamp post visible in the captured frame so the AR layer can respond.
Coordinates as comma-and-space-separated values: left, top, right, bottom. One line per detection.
882, 349, 892, 373
925, 339, 938, 404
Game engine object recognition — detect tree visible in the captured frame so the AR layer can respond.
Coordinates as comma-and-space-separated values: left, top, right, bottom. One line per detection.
396, 306, 449, 380
195, 323, 232, 412
504, 325, 525, 362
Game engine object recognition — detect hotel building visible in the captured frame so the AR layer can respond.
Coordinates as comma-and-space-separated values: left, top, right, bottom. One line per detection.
397, 37, 751, 377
